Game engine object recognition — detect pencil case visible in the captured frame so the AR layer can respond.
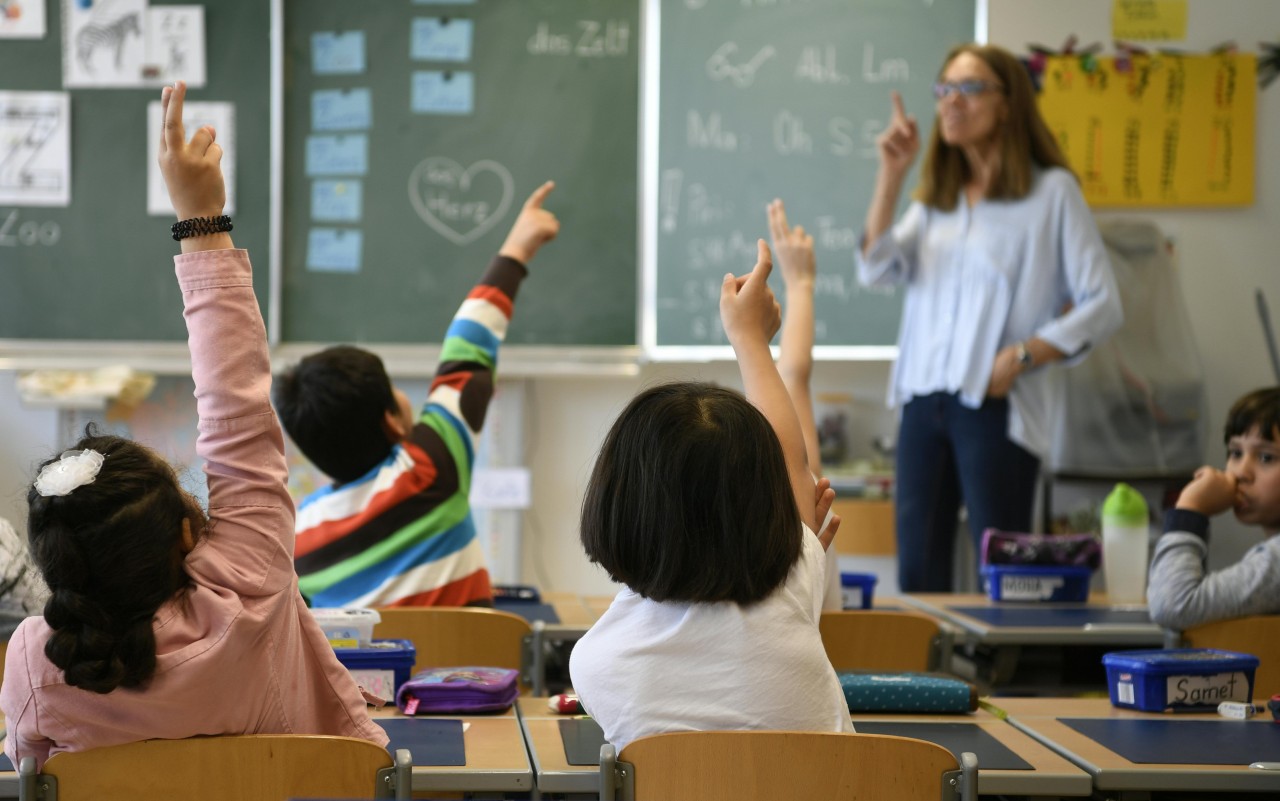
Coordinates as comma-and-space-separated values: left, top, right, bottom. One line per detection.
838, 672, 977, 714
981, 529, 1102, 570
395, 666, 520, 714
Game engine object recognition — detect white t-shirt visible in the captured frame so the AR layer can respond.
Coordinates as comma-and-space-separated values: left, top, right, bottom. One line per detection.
569, 528, 854, 752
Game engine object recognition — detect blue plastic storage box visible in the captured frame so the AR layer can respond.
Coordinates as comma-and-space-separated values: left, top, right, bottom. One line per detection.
981, 564, 1091, 602
1102, 649, 1259, 712
840, 572, 878, 609
334, 639, 416, 700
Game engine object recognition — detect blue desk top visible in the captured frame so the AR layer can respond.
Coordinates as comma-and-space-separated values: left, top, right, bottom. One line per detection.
492, 599, 561, 625
375, 718, 465, 766
852, 721, 1033, 771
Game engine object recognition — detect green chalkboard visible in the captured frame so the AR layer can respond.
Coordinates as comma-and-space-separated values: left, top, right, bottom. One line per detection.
281, 0, 640, 346
649, 0, 975, 352
0, 0, 270, 341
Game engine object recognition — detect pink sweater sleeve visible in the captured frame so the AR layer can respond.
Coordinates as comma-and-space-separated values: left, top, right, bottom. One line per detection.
176, 249, 295, 596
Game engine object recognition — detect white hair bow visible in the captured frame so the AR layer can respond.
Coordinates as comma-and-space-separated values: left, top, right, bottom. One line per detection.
34, 449, 105, 497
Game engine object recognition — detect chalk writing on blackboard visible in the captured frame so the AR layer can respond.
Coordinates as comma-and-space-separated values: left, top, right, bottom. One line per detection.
407, 157, 514, 247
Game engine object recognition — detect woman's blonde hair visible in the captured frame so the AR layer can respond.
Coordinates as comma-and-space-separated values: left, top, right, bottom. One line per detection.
915, 43, 1074, 210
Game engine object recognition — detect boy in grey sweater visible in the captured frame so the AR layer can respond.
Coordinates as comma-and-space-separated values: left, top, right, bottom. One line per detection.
1148, 387, 1280, 630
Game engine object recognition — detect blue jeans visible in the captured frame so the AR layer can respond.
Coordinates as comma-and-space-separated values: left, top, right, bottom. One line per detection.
894, 392, 1040, 592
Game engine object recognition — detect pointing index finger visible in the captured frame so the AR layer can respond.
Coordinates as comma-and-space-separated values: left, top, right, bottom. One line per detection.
524, 180, 555, 209
890, 90, 908, 122
164, 81, 187, 154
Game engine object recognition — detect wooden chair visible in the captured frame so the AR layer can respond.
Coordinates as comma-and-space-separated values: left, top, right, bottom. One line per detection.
819, 610, 945, 672
373, 607, 533, 687
17, 735, 411, 801
1179, 614, 1280, 698
598, 731, 976, 801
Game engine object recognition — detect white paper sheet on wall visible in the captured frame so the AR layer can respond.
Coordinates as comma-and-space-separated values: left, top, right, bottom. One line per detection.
146, 100, 236, 216
142, 5, 206, 87
63, 0, 149, 88
0, 91, 71, 207
0, 0, 48, 39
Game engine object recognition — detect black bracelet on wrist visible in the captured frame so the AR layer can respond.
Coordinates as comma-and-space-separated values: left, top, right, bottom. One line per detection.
171, 215, 233, 241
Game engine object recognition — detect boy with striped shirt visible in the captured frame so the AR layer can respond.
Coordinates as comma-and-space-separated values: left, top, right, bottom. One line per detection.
274, 182, 559, 607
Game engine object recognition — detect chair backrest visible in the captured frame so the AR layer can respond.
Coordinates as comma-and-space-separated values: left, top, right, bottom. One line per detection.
373, 606, 533, 680
1181, 614, 1280, 699
819, 610, 943, 672
601, 731, 974, 801
21, 735, 410, 801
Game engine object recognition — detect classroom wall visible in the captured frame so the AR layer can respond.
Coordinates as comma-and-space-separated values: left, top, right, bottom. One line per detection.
2, 0, 1277, 598
989, 0, 1280, 580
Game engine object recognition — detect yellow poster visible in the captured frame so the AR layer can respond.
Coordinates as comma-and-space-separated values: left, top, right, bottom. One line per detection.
1112, 0, 1189, 42
1038, 54, 1255, 207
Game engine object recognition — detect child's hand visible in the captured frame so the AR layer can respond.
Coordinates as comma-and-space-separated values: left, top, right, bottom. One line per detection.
814, 476, 841, 551
157, 81, 226, 221
876, 90, 919, 179
768, 199, 815, 289
720, 239, 781, 348
499, 181, 559, 265
1177, 466, 1239, 517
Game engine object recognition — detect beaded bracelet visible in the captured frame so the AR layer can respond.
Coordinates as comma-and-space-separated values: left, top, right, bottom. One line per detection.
171, 215, 233, 241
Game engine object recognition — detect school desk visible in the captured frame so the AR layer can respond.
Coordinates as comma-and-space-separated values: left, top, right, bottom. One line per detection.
994, 697, 1280, 798
368, 705, 533, 794
899, 593, 1165, 692
513, 697, 1092, 798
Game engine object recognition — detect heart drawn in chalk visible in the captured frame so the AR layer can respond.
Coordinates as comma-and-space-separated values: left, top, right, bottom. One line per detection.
408, 157, 514, 246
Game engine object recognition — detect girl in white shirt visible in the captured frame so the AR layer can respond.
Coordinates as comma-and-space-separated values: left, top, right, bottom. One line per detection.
569, 240, 853, 753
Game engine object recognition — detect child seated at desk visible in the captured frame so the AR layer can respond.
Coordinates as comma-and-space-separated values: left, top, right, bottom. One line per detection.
1, 82, 386, 769
569, 238, 852, 752
1148, 386, 1280, 629
273, 184, 559, 609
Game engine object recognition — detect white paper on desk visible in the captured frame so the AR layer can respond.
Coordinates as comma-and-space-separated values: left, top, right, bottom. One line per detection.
146, 100, 236, 216
0, 0, 47, 38
141, 6, 206, 88
0, 91, 71, 207
470, 467, 531, 510
63, 0, 148, 88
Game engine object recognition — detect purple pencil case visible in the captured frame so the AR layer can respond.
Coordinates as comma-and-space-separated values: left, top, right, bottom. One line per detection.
395, 666, 520, 714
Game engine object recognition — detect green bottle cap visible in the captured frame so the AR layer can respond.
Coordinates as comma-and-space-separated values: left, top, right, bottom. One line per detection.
1102, 482, 1148, 524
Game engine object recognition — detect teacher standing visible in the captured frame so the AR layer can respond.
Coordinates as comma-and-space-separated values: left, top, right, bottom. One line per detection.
857, 44, 1123, 592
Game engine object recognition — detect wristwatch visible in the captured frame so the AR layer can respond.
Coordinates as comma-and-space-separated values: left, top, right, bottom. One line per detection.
1015, 342, 1033, 369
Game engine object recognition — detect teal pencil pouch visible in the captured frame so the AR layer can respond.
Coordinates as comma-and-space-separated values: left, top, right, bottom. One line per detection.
838, 672, 977, 714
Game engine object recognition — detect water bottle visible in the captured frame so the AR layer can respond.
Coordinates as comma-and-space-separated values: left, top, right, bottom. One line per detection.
1101, 483, 1150, 605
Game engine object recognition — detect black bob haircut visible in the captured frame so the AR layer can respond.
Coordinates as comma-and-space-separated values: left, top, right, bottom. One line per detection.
1224, 387, 1280, 444
580, 382, 801, 605
273, 345, 400, 483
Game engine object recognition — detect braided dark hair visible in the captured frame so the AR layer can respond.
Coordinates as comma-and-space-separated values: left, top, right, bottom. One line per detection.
27, 426, 200, 694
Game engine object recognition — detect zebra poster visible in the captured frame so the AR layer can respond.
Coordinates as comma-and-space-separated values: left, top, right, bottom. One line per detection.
63, 0, 148, 88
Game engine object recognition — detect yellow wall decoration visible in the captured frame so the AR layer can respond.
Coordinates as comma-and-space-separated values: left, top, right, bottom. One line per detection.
1038, 53, 1256, 207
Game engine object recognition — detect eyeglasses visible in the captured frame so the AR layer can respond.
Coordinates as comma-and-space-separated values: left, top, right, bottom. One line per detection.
932, 79, 1004, 100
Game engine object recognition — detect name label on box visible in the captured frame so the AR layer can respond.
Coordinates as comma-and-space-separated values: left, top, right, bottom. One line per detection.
1001, 574, 1064, 601
349, 668, 396, 699
1167, 671, 1250, 706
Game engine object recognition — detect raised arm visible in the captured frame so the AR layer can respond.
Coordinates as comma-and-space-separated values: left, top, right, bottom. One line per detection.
720, 240, 817, 533
160, 82, 293, 593
770, 199, 820, 476
425, 182, 559, 444
863, 91, 919, 256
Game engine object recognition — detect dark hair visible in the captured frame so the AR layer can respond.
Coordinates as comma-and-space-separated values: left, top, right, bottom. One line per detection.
27, 427, 200, 694
917, 43, 1074, 210
273, 345, 399, 483
580, 382, 801, 605
1224, 387, 1280, 444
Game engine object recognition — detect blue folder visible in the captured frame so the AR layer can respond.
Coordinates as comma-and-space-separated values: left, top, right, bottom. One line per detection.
1061, 717, 1280, 765
375, 717, 466, 766
953, 606, 1152, 628
852, 721, 1033, 770
493, 599, 561, 624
